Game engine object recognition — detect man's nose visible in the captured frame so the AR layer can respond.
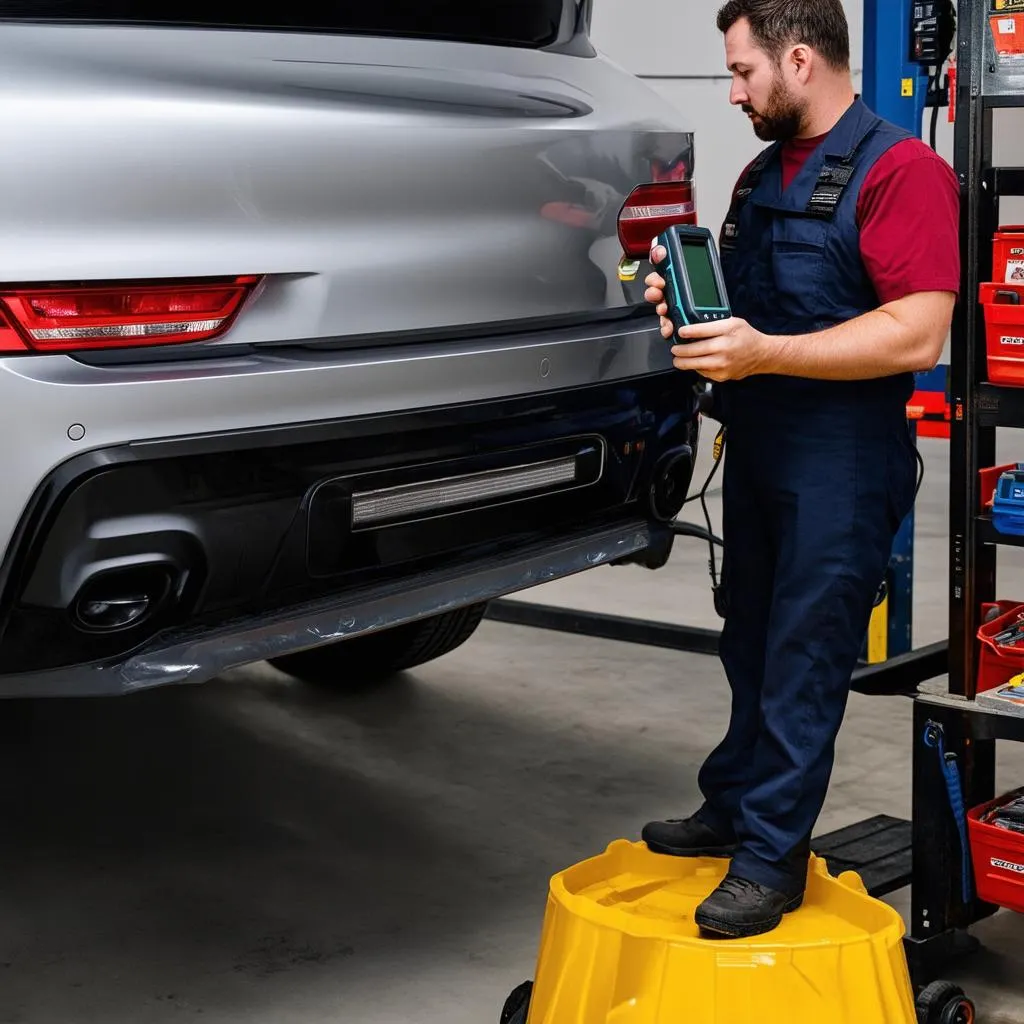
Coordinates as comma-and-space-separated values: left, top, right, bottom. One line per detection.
729, 81, 748, 106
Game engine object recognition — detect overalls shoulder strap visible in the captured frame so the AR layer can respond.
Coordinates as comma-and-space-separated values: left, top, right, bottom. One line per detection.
720, 142, 781, 250
804, 99, 887, 220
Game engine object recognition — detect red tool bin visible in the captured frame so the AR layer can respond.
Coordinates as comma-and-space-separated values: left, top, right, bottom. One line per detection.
979, 463, 1018, 510
994, 225, 1024, 284
968, 788, 1024, 914
977, 600, 1024, 694
981, 282, 1024, 385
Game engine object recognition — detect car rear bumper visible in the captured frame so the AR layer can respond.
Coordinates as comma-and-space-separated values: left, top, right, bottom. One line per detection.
0, 349, 698, 696
0, 518, 662, 698
0, 316, 672, 547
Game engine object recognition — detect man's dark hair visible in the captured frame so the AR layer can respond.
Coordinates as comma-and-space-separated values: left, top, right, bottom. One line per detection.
716, 0, 851, 72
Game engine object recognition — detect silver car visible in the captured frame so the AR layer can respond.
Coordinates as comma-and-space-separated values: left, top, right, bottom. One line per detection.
0, 2, 700, 697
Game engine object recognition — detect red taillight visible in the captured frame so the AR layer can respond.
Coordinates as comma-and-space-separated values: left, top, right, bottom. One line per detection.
617, 182, 697, 260
650, 158, 690, 183
0, 276, 260, 353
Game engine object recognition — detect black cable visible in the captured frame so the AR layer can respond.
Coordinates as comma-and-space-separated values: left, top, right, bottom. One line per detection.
671, 521, 724, 547
700, 450, 723, 590
671, 425, 726, 596
928, 1, 957, 153
929, 68, 941, 152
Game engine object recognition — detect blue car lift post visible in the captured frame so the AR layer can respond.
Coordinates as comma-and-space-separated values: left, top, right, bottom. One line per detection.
486, 0, 966, 963
864, 0, 945, 668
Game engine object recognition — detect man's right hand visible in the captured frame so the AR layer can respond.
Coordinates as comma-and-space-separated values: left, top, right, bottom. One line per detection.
644, 243, 676, 341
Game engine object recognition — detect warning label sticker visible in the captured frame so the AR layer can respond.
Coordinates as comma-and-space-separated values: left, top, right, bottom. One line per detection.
992, 13, 1024, 54
1007, 261, 1024, 283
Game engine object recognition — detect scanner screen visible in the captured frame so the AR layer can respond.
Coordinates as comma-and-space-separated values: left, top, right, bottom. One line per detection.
681, 239, 722, 309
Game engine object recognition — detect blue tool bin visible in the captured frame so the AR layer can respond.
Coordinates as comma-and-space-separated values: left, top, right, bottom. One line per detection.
992, 464, 1024, 536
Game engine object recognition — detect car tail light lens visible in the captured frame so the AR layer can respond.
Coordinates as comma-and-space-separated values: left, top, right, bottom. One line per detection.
0, 276, 260, 353
617, 182, 697, 260
650, 157, 690, 183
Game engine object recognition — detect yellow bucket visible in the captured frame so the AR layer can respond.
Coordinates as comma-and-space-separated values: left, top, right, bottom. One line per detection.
521, 840, 919, 1024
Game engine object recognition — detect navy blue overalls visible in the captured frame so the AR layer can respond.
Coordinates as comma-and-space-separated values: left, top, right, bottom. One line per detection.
694, 98, 921, 893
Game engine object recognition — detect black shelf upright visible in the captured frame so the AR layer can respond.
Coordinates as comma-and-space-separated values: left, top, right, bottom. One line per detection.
904, 0, 1024, 985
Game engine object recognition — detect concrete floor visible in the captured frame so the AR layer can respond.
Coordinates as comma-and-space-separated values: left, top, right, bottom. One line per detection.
1, 436, 1023, 1022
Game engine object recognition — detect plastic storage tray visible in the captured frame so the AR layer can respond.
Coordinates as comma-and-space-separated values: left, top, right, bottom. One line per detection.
982, 282, 1024, 386
993, 225, 1024, 284
968, 788, 1024, 914
991, 463, 1024, 536
977, 600, 1024, 694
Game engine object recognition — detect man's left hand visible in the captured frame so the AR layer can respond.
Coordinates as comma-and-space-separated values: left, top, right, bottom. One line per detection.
668, 317, 774, 382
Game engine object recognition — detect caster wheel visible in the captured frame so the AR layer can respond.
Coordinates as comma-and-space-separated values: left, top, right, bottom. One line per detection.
500, 980, 532, 1024
915, 981, 975, 1024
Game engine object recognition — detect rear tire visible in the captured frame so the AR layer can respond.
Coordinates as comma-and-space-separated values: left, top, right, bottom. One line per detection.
269, 603, 488, 687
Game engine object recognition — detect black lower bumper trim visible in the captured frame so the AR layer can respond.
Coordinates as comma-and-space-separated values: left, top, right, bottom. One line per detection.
0, 520, 662, 698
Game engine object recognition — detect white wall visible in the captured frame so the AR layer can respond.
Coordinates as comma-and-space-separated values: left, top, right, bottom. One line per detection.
591, 0, 864, 76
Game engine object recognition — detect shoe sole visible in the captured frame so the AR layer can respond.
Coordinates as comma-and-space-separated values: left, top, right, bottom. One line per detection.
644, 839, 738, 859
694, 892, 805, 939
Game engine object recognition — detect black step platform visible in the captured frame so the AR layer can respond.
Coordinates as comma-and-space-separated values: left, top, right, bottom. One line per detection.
811, 814, 912, 898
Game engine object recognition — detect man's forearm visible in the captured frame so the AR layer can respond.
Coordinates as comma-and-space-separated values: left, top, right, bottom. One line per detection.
757, 292, 955, 381
665, 289, 956, 384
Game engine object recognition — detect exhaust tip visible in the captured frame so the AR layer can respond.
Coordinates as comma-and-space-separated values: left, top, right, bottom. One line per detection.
72, 565, 174, 633
648, 446, 695, 523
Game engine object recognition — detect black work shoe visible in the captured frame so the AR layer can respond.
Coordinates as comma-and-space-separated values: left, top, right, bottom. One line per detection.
642, 815, 738, 858
694, 874, 804, 939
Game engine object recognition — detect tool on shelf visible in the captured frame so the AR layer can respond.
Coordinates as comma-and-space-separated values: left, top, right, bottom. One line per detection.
923, 721, 973, 906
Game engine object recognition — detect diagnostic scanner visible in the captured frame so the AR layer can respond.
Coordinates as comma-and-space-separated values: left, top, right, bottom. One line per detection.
654, 225, 731, 331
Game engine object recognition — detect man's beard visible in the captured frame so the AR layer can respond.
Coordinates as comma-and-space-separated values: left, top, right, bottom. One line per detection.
743, 75, 808, 142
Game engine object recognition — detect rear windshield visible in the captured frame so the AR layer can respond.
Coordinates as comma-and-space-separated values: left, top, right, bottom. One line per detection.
0, 2, 569, 48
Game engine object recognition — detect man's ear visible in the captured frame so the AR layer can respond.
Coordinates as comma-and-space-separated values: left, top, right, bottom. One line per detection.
787, 44, 814, 84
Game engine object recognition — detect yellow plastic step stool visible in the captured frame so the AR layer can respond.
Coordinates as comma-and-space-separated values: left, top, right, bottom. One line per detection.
502, 840, 974, 1024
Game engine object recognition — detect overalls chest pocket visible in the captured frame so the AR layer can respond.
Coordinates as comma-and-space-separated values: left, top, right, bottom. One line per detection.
766, 213, 830, 330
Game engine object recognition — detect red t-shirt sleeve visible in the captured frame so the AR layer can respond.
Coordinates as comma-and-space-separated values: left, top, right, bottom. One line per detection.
857, 139, 961, 304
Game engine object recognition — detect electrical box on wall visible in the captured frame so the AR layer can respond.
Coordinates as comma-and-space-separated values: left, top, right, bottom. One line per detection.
909, 1, 956, 66
910, 3, 941, 63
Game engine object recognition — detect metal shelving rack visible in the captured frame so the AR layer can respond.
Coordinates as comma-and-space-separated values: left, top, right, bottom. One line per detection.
904, 0, 1024, 984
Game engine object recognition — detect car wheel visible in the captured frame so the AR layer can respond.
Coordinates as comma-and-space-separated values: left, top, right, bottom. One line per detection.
269, 603, 488, 687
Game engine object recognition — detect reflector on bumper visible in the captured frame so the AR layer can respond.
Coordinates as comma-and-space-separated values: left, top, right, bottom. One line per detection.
351, 455, 580, 527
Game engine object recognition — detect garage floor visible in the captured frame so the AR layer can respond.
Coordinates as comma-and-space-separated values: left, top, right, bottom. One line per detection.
2, 436, 1023, 1023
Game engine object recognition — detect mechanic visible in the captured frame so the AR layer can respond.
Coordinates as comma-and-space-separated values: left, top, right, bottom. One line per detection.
640, 0, 960, 939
